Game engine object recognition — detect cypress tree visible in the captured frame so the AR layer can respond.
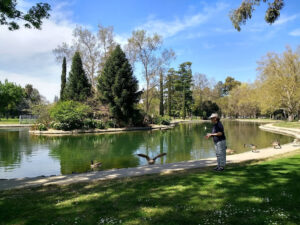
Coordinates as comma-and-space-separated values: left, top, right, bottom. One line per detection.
64, 52, 91, 101
178, 62, 193, 119
98, 45, 141, 126
159, 70, 164, 116
167, 74, 172, 116
60, 57, 67, 100
165, 68, 176, 117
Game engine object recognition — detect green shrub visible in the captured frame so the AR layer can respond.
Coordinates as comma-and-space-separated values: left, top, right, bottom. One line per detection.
37, 123, 47, 131
52, 122, 62, 130
83, 119, 96, 129
160, 116, 171, 125
49, 121, 56, 128
132, 109, 146, 126
95, 120, 105, 129
31, 104, 52, 125
152, 115, 171, 125
50, 100, 91, 130
152, 115, 160, 124
31, 123, 48, 131
105, 120, 116, 128
50, 122, 68, 130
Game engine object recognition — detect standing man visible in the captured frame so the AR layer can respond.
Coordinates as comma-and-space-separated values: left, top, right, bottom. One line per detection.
206, 113, 226, 171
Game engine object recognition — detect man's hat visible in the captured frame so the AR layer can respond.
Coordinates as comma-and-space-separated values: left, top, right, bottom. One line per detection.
209, 113, 219, 119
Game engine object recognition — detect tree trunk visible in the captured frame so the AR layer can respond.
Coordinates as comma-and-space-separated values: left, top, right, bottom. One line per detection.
146, 80, 149, 114
288, 114, 294, 122
183, 89, 186, 119
159, 71, 164, 116
167, 75, 172, 117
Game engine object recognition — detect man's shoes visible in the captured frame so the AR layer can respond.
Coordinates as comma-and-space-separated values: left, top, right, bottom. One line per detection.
213, 166, 219, 171
217, 167, 225, 172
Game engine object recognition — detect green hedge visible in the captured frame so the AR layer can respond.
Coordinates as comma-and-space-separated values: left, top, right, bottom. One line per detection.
152, 115, 171, 125
49, 101, 92, 130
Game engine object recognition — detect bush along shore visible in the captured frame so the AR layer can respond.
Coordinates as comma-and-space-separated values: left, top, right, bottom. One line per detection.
29, 123, 175, 135
29, 99, 177, 135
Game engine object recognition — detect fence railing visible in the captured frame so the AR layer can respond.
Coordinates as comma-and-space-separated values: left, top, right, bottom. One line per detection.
19, 115, 38, 124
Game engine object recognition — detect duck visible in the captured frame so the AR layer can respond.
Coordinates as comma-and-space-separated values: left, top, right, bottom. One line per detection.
272, 140, 281, 149
244, 144, 259, 153
293, 138, 300, 146
226, 149, 235, 154
137, 153, 167, 165
90, 160, 102, 169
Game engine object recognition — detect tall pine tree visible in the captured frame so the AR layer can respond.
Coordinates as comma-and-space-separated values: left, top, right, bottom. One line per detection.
178, 62, 193, 119
159, 70, 164, 116
98, 45, 141, 126
60, 57, 67, 100
64, 52, 91, 101
165, 68, 176, 117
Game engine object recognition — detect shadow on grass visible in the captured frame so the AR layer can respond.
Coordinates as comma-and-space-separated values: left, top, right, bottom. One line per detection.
0, 154, 300, 225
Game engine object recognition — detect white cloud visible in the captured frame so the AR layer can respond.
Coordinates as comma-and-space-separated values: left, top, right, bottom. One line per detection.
136, 2, 229, 38
213, 27, 235, 33
113, 3, 229, 51
186, 32, 207, 39
289, 28, 300, 36
202, 43, 216, 49
0, 1, 76, 101
0, 70, 60, 102
114, 33, 129, 47
274, 14, 298, 26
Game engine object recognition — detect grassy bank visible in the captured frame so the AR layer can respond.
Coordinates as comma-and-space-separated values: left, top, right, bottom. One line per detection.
0, 152, 299, 225
0, 118, 19, 124
235, 118, 278, 123
273, 121, 300, 129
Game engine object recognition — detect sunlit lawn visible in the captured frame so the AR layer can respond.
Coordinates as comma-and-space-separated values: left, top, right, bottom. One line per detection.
0, 152, 299, 225
0, 118, 19, 124
236, 118, 278, 123
274, 122, 300, 129
0, 118, 35, 124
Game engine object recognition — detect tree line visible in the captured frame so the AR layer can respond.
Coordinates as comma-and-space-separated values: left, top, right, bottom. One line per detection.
1, 6, 298, 124
216, 46, 300, 121
2, 26, 298, 125
0, 81, 44, 119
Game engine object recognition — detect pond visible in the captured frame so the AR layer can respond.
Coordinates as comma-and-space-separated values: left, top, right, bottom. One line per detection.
0, 121, 293, 179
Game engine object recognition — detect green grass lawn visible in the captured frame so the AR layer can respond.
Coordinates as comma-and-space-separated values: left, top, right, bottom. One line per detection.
235, 118, 278, 123
0, 118, 19, 124
273, 122, 300, 129
1, 152, 300, 225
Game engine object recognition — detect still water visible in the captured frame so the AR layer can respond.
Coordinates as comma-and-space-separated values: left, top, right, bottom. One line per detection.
0, 121, 293, 179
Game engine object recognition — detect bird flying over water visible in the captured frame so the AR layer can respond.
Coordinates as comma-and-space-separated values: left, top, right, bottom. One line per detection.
137, 153, 167, 165
90, 160, 102, 169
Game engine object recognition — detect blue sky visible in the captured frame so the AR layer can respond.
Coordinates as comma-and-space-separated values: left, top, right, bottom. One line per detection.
0, 0, 299, 101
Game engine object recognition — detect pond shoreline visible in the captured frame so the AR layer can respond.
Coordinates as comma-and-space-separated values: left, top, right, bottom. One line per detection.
232, 119, 278, 123
0, 124, 33, 127
259, 123, 300, 139
28, 119, 205, 136
1, 123, 299, 191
